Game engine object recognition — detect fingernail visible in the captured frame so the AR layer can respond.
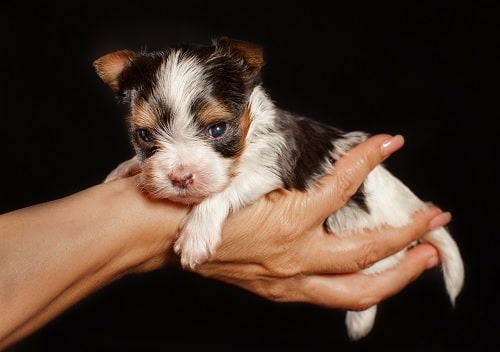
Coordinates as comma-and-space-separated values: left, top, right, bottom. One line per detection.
381, 135, 405, 157
428, 211, 452, 230
426, 255, 440, 269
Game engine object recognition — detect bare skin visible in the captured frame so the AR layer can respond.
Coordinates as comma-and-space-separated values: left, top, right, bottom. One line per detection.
0, 134, 448, 350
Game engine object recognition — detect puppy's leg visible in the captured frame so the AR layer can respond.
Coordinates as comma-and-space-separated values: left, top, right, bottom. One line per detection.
345, 249, 406, 340
174, 168, 282, 269
345, 306, 377, 341
174, 196, 230, 269
104, 155, 141, 183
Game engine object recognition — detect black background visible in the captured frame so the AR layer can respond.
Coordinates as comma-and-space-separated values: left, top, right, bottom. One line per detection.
0, 2, 496, 351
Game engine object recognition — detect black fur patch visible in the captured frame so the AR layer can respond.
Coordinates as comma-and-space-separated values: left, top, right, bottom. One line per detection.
276, 110, 343, 190
276, 110, 369, 213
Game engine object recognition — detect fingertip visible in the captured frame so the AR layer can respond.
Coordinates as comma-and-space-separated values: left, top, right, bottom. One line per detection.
428, 211, 452, 230
412, 205, 452, 231
406, 243, 440, 269
426, 255, 440, 269
380, 134, 405, 157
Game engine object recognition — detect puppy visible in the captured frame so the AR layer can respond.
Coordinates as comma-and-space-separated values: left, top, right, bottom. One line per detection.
93, 36, 464, 340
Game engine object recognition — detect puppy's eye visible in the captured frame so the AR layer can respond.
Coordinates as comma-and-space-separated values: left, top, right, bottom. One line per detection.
208, 122, 227, 138
137, 128, 154, 143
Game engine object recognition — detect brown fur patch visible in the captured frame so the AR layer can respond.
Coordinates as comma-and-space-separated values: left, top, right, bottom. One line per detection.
229, 40, 264, 76
197, 100, 231, 126
237, 106, 252, 154
130, 100, 157, 128
218, 37, 264, 77
228, 106, 252, 177
93, 50, 137, 92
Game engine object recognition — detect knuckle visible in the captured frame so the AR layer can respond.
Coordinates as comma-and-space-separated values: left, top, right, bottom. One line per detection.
344, 281, 381, 310
258, 282, 289, 302
263, 286, 286, 302
336, 170, 362, 202
258, 276, 304, 303
264, 259, 302, 278
350, 295, 379, 311
353, 238, 381, 270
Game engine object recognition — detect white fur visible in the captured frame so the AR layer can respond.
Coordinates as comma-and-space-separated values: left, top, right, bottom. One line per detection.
158, 52, 206, 120
328, 164, 464, 339
345, 306, 378, 341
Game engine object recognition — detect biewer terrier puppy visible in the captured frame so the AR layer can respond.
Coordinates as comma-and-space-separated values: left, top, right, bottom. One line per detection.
93, 36, 464, 340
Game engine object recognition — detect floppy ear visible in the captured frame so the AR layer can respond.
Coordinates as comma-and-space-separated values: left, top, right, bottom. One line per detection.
214, 36, 265, 78
93, 50, 138, 93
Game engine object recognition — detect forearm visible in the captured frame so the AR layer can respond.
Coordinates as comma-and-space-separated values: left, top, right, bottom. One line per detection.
0, 176, 186, 349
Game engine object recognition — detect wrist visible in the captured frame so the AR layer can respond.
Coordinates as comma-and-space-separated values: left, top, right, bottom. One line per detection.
102, 175, 187, 275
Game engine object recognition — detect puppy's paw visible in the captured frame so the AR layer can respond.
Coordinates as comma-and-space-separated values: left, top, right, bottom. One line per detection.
345, 305, 377, 340
174, 218, 222, 270
104, 156, 141, 183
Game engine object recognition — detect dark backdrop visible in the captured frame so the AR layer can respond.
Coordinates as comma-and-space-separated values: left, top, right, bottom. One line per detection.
1, 2, 495, 351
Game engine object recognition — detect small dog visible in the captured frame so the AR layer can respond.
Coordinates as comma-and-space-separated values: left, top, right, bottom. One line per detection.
94, 37, 464, 340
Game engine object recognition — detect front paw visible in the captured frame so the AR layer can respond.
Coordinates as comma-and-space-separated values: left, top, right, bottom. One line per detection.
174, 220, 222, 270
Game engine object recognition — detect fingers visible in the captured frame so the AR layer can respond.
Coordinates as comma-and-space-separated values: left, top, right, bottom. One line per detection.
298, 205, 450, 274
303, 134, 405, 225
299, 243, 440, 310
235, 243, 439, 311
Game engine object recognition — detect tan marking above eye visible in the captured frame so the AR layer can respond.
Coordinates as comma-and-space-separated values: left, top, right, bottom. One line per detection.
197, 100, 231, 125
130, 100, 157, 129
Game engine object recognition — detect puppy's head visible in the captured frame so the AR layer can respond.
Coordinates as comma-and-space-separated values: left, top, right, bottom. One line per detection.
94, 37, 264, 204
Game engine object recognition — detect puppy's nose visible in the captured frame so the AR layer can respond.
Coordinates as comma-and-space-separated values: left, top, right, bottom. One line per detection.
168, 171, 194, 189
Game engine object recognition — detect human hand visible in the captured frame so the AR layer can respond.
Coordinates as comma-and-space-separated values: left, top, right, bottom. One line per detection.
194, 134, 450, 311
0, 133, 448, 350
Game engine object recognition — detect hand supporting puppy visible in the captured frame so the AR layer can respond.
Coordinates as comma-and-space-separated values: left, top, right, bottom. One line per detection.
0, 134, 447, 350
195, 133, 447, 310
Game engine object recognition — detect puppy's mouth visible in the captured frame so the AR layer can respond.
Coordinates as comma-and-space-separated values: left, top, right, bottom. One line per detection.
139, 176, 213, 205
168, 192, 206, 205
142, 184, 208, 204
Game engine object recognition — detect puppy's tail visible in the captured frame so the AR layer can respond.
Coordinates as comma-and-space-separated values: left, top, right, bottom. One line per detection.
422, 226, 465, 305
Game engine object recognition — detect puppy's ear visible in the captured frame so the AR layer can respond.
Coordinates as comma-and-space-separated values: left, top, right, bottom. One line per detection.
93, 50, 139, 93
214, 36, 264, 78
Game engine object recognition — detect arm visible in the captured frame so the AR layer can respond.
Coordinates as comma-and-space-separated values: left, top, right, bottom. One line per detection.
0, 176, 187, 349
0, 134, 449, 349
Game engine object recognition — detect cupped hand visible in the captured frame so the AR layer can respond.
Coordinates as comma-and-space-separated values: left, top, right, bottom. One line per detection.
194, 134, 450, 311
